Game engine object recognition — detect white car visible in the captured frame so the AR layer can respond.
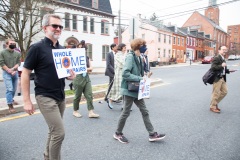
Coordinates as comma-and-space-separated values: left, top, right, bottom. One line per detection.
228, 55, 236, 60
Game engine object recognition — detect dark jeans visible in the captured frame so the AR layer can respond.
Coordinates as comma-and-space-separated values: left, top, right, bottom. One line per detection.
116, 95, 155, 135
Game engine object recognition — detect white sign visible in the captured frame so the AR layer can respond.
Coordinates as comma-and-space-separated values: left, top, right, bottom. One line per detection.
138, 79, 151, 100
52, 48, 87, 78
18, 62, 24, 71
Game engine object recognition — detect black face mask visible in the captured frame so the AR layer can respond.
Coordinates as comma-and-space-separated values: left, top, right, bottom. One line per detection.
9, 44, 16, 49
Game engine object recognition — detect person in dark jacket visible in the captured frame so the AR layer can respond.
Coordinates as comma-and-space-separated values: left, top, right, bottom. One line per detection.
210, 46, 235, 113
104, 43, 118, 102
113, 38, 165, 144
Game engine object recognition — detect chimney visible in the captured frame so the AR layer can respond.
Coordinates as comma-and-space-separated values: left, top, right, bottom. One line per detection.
137, 14, 141, 19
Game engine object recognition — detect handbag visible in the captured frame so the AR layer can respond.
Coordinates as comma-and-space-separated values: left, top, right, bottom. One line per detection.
202, 68, 217, 85
128, 81, 140, 92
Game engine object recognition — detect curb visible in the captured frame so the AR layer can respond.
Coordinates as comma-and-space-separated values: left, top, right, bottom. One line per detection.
0, 79, 163, 116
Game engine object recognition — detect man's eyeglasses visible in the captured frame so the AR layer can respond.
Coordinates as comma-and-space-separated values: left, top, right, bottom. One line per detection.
48, 24, 63, 30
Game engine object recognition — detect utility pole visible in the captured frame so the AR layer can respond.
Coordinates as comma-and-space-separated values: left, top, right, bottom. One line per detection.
118, 0, 122, 44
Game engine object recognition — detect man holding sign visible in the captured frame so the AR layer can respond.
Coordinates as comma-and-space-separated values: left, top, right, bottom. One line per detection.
21, 14, 75, 160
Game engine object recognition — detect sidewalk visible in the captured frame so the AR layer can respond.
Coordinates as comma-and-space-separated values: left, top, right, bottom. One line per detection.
0, 78, 163, 116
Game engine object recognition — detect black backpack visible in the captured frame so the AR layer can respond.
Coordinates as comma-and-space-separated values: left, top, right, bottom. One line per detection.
202, 69, 218, 85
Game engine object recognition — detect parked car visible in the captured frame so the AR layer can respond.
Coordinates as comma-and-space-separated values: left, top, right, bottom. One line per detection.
228, 55, 236, 60
202, 56, 214, 64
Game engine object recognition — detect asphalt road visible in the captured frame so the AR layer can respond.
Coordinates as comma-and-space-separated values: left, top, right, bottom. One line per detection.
1, 61, 240, 160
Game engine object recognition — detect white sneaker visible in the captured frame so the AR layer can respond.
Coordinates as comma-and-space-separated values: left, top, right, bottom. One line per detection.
73, 111, 82, 118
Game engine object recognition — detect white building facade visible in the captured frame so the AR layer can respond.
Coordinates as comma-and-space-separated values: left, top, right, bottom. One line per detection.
34, 0, 116, 67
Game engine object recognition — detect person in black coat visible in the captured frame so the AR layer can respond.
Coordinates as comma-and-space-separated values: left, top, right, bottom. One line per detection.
104, 43, 118, 101
210, 46, 235, 113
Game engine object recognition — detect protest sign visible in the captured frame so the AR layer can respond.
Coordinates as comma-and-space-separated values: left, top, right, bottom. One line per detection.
52, 48, 87, 78
18, 62, 24, 71
138, 78, 151, 100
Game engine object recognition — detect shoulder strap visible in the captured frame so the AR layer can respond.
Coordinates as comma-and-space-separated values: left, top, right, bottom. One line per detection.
131, 52, 144, 77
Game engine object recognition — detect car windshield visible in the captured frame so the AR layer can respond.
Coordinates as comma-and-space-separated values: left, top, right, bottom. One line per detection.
204, 56, 212, 59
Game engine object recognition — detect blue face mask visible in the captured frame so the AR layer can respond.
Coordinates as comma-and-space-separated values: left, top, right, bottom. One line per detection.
139, 45, 147, 53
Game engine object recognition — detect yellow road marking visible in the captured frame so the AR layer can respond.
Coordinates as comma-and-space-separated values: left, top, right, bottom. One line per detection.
0, 83, 169, 122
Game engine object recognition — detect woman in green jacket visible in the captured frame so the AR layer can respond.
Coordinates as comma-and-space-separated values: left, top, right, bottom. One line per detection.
113, 38, 166, 143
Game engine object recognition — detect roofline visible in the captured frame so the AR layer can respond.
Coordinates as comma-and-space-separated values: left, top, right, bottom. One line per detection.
53, 0, 116, 18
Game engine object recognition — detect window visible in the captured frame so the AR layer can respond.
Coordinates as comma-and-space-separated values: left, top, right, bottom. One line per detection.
177, 37, 180, 46
142, 34, 145, 39
158, 33, 161, 42
101, 20, 109, 34
65, 13, 70, 29
158, 48, 161, 57
71, 0, 79, 3
190, 38, 192, 46
182, 38, 184, 46
83, 16, 88, 32
92, 0, 98, 9
86, 44, 92, 59
102, 45, 109, 60
72, 15, 77, 30
169, 35, 171, 44
173, 36, 176, 45
187, 37, 189, 45
164, 34, 166, 43
196, 39, 198, 47
163, 49, 166, 57
168, 49, 171, 58
90, 18, 94, 33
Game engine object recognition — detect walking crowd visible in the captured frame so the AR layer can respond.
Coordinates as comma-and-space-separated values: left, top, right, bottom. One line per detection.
0, 13, 236, 160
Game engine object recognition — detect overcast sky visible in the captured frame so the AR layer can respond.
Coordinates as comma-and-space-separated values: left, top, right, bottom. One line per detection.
109, 0, 240, 31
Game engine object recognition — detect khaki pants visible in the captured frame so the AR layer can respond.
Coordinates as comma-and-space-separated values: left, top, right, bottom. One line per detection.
36, 95, 65, 160
210, 78, 228, 109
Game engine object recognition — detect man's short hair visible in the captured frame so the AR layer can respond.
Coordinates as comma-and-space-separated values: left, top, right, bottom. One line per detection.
42, 14, 62, 27
110, 43, 117, 50
218, 45, 227, 50
5, 38, 13, 45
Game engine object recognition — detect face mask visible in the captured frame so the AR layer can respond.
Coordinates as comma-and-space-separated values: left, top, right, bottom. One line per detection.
9, 44, 16, 49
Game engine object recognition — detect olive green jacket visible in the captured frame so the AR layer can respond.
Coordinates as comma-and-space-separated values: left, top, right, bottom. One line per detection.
120, 51, 144, 98
0, 49, 21, 69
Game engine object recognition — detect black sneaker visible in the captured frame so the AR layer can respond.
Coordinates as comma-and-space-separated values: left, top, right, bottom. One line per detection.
149, 132, 165, 142
113, 132, 129, 144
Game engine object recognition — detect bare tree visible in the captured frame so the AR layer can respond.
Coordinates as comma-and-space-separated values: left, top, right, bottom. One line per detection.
0, 0, 54, 59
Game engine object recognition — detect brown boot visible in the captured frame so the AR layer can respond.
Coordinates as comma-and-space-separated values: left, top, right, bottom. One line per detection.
88, 110, 99, 118
8, 104, 16, 113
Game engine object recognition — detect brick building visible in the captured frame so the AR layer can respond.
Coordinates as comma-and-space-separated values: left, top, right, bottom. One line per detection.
228, 24, 240, 55
182, 1, 228, 55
